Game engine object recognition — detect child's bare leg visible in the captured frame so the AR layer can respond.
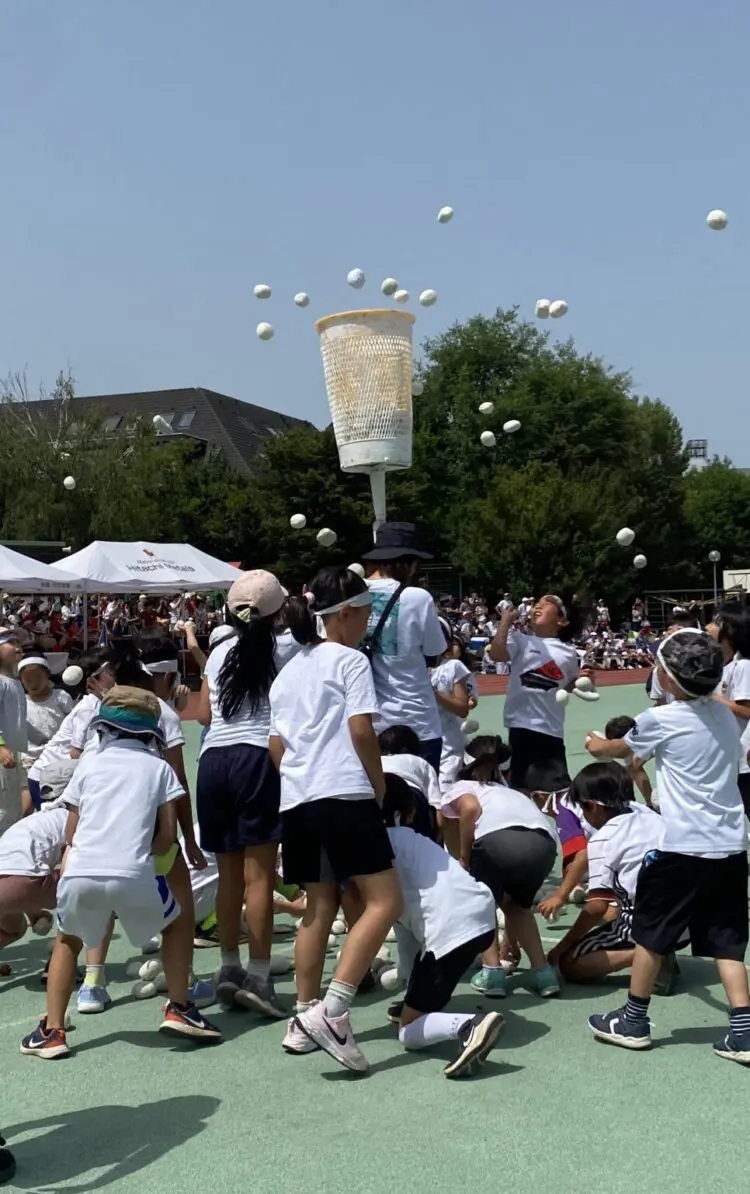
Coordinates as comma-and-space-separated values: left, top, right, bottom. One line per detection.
503, 898, 546, 969
480, 925, 501, 967
717, 958, 750, 1007
84, 914, 115, 971
0, 913, 27, 949
243, 843, 277, 965
215, 851, 245, 952
161, 856, 194, 1004
334, 871, 402, 988
560, 947, 635, 983
340, 884, 364, 929
46, 934, 81, 1029
295, 882, 338, 1003
629, 944, 663, 998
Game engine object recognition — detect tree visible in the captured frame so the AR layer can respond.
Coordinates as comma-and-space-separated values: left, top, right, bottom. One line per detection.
684, 463, 750, 580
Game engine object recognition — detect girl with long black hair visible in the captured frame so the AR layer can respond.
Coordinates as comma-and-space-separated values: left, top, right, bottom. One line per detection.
708, 600, 750, 815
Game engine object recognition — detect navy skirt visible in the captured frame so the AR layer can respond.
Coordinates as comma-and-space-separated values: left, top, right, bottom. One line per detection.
197, 743, 281, 853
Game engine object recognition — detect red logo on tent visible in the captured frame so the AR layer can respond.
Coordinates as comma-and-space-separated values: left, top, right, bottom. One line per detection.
143, 549, 156, 558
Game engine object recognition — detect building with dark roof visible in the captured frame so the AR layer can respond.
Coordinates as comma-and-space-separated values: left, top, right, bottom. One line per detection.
70, 388, 315, 474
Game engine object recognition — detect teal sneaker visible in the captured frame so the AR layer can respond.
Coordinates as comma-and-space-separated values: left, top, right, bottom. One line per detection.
470, 966, 508, 998
529, 964, 560, 997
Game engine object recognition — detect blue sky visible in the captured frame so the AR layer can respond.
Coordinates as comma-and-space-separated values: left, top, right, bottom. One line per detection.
0, 0, 746, 462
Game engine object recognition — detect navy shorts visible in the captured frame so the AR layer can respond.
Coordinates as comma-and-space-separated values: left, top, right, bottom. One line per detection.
197, 743, 281, 854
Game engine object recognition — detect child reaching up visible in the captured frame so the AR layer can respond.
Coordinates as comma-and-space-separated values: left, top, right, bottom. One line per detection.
269, 566, 402, 1073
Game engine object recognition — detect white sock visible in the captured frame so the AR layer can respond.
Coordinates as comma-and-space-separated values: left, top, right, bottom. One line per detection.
398, 1012, 474, 1051
247, 960, 271, 983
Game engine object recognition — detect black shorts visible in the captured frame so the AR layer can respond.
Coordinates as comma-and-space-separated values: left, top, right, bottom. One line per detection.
508, 727, 570, 793
196, 743, 281, 854
632, 849, 749, 961
281, 798, 394, 887
405, 929, 495, 1014
470, 826, 557, 908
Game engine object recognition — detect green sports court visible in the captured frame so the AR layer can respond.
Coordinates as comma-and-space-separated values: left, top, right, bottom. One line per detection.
1, 684, 745, 1193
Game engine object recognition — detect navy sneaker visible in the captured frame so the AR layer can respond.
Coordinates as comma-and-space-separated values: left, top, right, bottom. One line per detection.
714, 1029, 750, 1066
589, 1008, 651, 1050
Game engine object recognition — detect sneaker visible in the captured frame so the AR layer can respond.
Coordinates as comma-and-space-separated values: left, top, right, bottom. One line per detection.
214, 964, 246, 1007
387, 1000, 404, 1024
189, 978, 215, 1009
76, 983, 111, 1014
282, 1017, 319, 1054
296, 1002, 369, 1072
529, 964, 560, 998
470, 967, 508, 998
714, 1028, 750, 1066
0, 1136, 15, 1187
588, 1008, 652, 1051
193, 923, 221, 948
653, 951, 680, 997
159, 1002, 222, 1043
20, 1018, 70, 1060
443, 1012, 505, 1079
234, 974, 287, 1019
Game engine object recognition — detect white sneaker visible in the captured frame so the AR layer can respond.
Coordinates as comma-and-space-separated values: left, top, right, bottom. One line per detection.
296, 1003, 369, 1072
282, 1018, 319, 1054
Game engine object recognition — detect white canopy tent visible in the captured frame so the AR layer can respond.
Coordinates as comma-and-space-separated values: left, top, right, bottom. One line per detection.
0, 543, 83, 594
49, 541, 240, 593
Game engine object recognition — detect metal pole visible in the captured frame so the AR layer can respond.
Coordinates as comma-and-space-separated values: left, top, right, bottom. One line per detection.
713, 562, 718, 608
369, 470, 386, 543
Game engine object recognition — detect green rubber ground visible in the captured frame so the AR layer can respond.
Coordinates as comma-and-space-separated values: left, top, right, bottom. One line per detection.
2, 685, 747, 1192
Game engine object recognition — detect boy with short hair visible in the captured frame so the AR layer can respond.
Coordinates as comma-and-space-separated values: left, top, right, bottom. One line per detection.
586, 630, 750, 1064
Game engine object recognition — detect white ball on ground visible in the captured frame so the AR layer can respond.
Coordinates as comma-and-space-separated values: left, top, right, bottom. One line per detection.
376, 946, 391, 964
347, 268, 366, 289
139, 958, 163, 981
327, 933, 337, 949
332, 918, 347, 935
461, 718, 479, 735
154, 971, 168, 993
394, 289, 409, 304
290, 513, 307, 530
126, 959, 144, 979
706, 209, 728, 230
480, 430, 496, 448
31, 912, 53, 936
270, 954, 293, 976
63, 476, 76, 491
253, 283, 272, 299
371, 956, 390, 977
381, 277, 399, 296
575, 675, 593, 693
62, 665, 83, 687
555, 688, 570, 706
385, 926, 396, 942
380, 967, 404, 991
141, 936, 160, 955
256, 322, 274, 341
411, 378, 425, 397
535, 299, 551, 319
316, 527, 338, 548
616, 527, 635, 547
503, 419, 521, 434
437, 206, 454, 223
132, 979, 159, 999
293, 292, 310, 307
549, 300, 568, 318
478, 401, 494, 415
348, 562, 365, 578
419, 289, 437, 307
634, 553, 647, 569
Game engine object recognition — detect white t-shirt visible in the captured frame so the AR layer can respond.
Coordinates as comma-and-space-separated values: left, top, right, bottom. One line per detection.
0, 675, 28, 753
624, 700, 745, 857
27, 693, 100, 782
382, 752, 442, 810
201, 632, 300, 755
503, 634, 579, 738
269, 642, 379, 811
586, 802, 662, 903
21, 689, 74, 771
649, 668, 674, 705
63, 738, 184, 880
721, 656, 750, 775
440, 780, 558, 844
0, 804, 68, 877
388, 825, 495, 962
431, 658, 471, 790
366, 580, 445, 741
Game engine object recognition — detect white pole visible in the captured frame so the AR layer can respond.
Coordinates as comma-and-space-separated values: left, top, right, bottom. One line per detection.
369, 470, 387, 542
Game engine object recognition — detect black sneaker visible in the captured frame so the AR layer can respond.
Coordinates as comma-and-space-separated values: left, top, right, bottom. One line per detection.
386, 1001, 404, 1024
0, 1135, 15, 1186
443, 1012, 505, 1079
653, 952, 680, 997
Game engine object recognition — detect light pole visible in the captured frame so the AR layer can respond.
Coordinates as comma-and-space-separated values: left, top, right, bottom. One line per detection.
709, 550, 721, 610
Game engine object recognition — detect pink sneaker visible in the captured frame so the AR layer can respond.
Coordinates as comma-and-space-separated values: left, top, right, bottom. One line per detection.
295, 1002, 369, 1072
282, 1018, 319, 1055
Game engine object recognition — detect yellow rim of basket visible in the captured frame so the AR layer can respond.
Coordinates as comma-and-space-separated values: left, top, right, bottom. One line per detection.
314, 309, 416, 334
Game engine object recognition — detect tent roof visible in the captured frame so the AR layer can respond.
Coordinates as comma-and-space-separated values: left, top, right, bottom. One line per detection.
0, 543, 83, 594
49, 541, 240, 593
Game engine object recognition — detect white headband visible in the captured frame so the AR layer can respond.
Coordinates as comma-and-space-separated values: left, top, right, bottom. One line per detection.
315, 591, 374, 617
143, 659, 179, 675
18, 656, 50, 673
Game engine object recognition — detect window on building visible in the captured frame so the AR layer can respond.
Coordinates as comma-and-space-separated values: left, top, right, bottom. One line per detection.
103, 415, 122, 432
158, 411, 176, 426
178, 409, 196, 428
264, 425, 281, 436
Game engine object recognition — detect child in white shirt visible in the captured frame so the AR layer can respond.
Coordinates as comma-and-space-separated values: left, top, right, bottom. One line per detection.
0, 802, 66, 965
587, 629, 750, 1064
431, 630, 474, 791
378, 724, 440, 839
0, 628, 27, 833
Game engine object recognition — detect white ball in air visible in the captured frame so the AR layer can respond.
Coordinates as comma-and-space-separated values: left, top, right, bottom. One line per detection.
316, 527, 338, 548
503, 419, 521, 434
348, 562, 365, 578
253, 283, 272, 299
437, 206, 454, 224
549, 300, 568, 319
634, 553, 647, 569
555, 688, 570, 706
394, 289, 409, 304
480, 430, 496, 448
347, 268, 365, 289
293, 292, 310, 307
478, 401, 494, 415
616, 527, 635, 548
331, 918, 347, 935
411, 378, 425, 397
706, 209, 728, 230
256, 322, 274, 341
380, 967, 404, 991
461, 718, 480, 735
535, 299, 551, 319
575, 675, 593, 693
290, 513, 307, 530
62, 664, 83, 687
419, 289, 437, 307
381, 277, 399, 296
63, 475, 76, 491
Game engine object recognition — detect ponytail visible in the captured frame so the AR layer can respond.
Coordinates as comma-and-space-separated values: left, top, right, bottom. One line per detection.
457, 734, 511, 785
286, 566, 370, 647
217, 612, 278, 719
